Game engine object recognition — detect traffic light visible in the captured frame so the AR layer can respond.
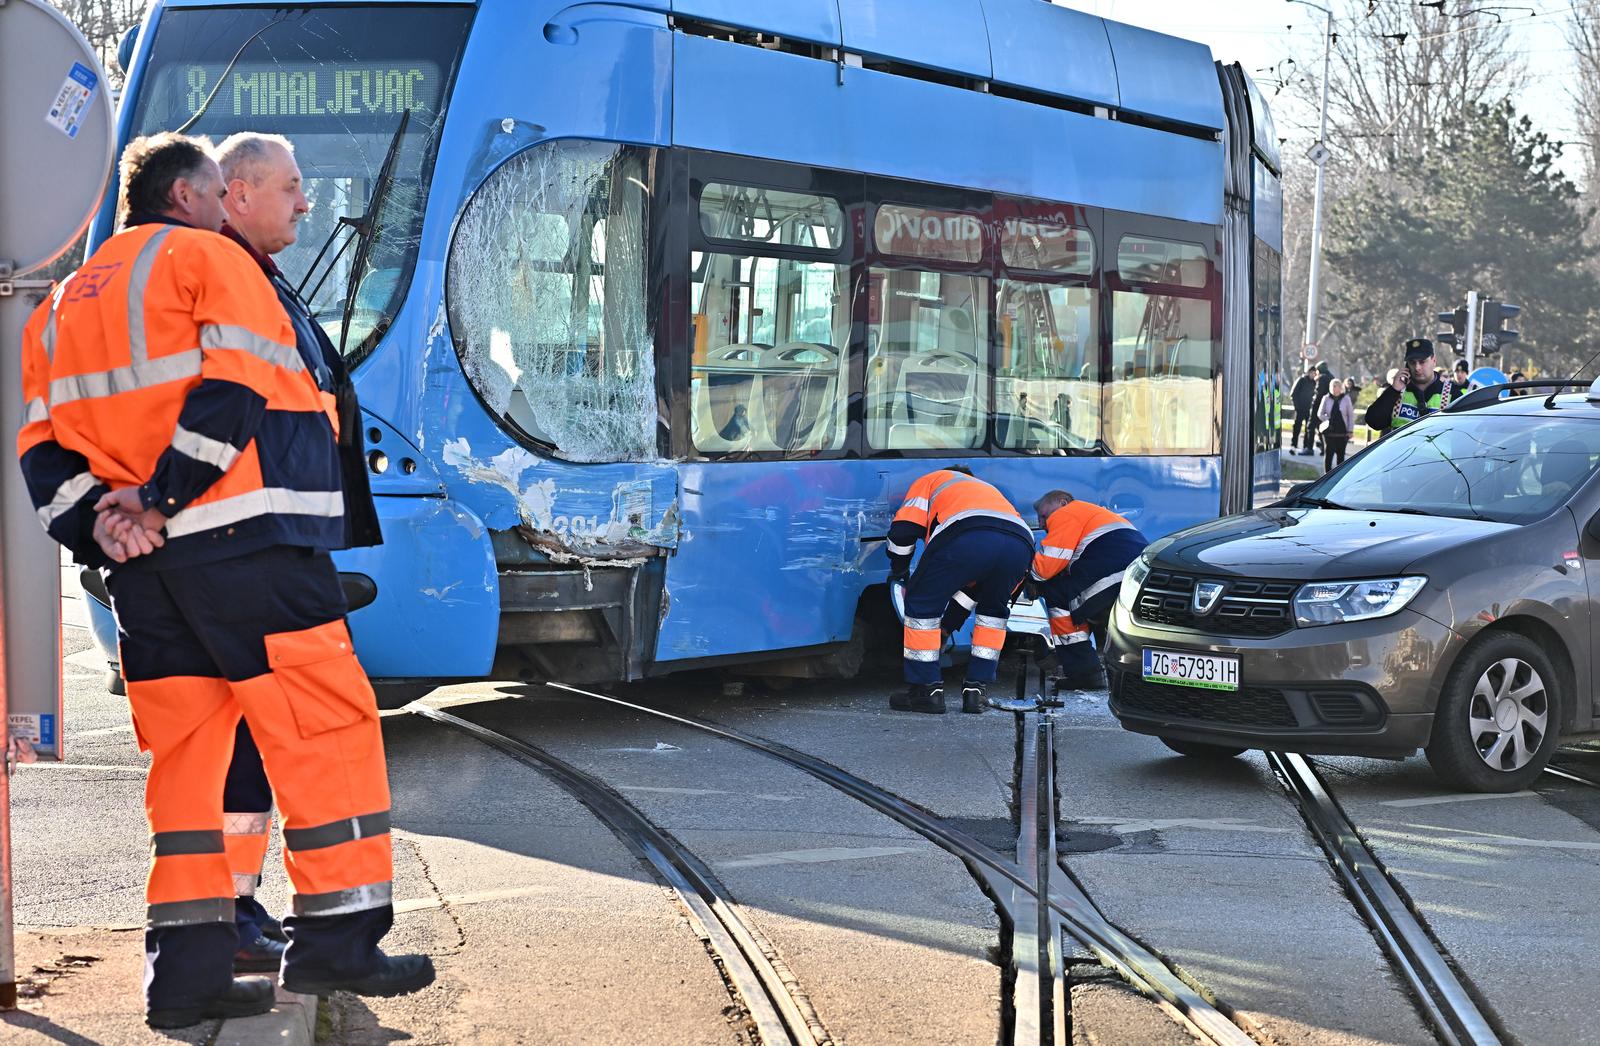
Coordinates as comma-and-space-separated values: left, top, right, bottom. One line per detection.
1480, 300, 1520, 355
1437, 306, 1468, 349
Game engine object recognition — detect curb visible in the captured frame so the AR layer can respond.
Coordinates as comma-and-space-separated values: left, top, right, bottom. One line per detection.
214, 986, 318, 1046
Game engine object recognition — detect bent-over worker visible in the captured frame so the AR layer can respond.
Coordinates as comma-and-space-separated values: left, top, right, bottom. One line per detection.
887, 466, 1033, 714
1030, 491, 1148, 690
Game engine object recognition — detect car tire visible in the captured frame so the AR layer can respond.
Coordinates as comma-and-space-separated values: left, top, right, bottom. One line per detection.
1425, 632, 1560, 793
1160, 738, 1246, 760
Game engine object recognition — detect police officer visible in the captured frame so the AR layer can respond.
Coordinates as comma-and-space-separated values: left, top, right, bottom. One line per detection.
211, 132, 385, 972
1365, 338, 1460, 434
887, 466, 1033, 714
15, 132, 431, 1028
1029, 491, 1148, 690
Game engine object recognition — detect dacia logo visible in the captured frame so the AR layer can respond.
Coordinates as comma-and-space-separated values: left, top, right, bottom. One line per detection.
1192, 581, 1225, 616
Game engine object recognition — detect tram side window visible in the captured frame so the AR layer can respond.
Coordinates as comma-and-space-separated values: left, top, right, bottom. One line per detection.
995, 283, 1098, 451
1253, 242, 1284, 454
446, 141, 657, 461
995, 216, 1097, 452
690, 184, 848, 457
1106, 236, 1218, 455
867, 203, 989, 451
865, 270, 990, 450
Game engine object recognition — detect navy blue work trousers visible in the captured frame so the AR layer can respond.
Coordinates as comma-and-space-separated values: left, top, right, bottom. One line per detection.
1038, 530, 1146, 671
903, 528, 1033, 685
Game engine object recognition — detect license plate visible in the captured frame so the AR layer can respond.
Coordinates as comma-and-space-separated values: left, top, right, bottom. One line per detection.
1142, 648, 1239, 692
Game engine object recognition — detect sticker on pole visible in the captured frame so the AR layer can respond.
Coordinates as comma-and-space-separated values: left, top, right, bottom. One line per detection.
45, 62, 98, 140
9, 712, 55, 748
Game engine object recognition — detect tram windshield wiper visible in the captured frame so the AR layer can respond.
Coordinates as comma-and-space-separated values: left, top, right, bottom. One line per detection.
335, 108, 411, 358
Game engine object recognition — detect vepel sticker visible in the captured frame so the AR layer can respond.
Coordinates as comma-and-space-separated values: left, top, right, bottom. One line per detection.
45, 62, 98, 140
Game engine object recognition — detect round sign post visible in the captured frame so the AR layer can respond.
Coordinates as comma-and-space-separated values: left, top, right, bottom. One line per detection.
0, 0, 118, 1009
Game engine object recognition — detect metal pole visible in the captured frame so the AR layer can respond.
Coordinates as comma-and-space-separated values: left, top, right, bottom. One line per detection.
1464, 291, 1480, 372
1303, 4, 1334, 353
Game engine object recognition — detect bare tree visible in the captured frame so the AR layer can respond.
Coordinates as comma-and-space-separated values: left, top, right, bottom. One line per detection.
1566, 1, 1600, 192
48, 0, 148, 87
1293, 0, 1524, 173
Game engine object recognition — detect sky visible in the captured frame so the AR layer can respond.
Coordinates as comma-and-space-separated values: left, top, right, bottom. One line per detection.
1055, 0, 1583, 174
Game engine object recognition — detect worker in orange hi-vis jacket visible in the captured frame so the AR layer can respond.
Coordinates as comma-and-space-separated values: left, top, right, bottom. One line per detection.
15, 132, 431, 1030
1029, 490, 1149, 690
887, 466, 1034, 715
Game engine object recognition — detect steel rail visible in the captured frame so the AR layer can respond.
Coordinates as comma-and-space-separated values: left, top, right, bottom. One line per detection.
1267, 752, 1500, 1046
541, 682, 1254, 1046
1011, 712, 1048, 1046
414, 704, 827, 1046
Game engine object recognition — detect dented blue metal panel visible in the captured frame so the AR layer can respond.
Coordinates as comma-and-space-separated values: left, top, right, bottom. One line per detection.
1101, 20, 1223, 132
982, 0, 1118, 109
338, 496, 500, 677
673, 34, 1223, 224
840, 0, 992, 80
672, 0, 842, 46
656, 456, 1222, 661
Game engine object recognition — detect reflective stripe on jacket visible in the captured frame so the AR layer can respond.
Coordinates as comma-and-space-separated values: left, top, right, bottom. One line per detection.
1390, 377, 1455, 430
16, 219, 345, 568
1032, 501, 1137, 583
885, 469, 1031, 572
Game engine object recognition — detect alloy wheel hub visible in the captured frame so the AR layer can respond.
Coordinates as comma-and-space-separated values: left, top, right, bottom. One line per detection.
1467, 657, 1548, 773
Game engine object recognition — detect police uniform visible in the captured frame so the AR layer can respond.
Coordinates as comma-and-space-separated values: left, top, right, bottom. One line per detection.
15, 214, 427, 1020
887, 469, 1033, 713
1032, 499, 1147, 688
1365, 338, 1458, 434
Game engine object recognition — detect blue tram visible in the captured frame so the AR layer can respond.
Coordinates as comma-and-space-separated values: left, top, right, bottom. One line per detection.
87, 0, 1284, 701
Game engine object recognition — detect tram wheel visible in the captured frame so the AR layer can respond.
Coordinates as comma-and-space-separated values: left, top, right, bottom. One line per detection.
1159, 737, 1246, 760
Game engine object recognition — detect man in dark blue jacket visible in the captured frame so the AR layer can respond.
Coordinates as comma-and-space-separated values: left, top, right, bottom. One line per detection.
213, 130, 385, 973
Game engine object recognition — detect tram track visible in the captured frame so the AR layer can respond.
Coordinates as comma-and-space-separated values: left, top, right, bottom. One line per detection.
1267, 753, 1503, 1046
412, 704, 830, 1046
532, 681, 1256, 1046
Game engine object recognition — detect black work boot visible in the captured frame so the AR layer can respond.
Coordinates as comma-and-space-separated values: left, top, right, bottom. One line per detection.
146, 976, 275, 1029
234, 931, 286, 974
1056, 664, 1108, 691
892, 683, 945, 713
282, 951, 436, 998
961, 682, 986, 714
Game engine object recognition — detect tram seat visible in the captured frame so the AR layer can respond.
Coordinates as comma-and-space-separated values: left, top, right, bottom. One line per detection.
880, 349, 984, 449
692, 343, 767, 453
755, 342, 842, 452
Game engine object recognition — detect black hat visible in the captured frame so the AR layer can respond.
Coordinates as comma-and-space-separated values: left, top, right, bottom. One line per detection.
1404, 338, 1434, 361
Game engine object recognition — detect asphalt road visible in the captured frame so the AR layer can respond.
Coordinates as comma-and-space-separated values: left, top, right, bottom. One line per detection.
9, 583, 1600, 1044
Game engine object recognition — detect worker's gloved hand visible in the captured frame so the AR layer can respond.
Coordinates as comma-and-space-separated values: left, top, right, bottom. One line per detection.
887, 566, 910, 584
1021, 578, 1042, 603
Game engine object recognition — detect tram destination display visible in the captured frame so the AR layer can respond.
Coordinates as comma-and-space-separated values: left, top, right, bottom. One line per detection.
142, 60, 444, 133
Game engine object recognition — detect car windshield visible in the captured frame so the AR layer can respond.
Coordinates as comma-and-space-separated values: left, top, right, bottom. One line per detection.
128, 5, 473, 363
1304, 412, 1600, 523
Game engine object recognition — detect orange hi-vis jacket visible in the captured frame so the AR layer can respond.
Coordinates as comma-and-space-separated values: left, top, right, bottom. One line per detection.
17, 218, 345, 568
1031, 500, 1138, 583
886, 469, 1031, 573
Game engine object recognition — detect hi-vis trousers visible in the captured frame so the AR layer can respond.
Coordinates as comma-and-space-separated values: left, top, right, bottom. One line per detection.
107, 546, 393, 1012
902, 528, 1033, 686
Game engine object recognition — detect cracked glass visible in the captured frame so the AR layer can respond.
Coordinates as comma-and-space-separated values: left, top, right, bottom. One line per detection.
447, 141, 657, 462
129, 5, 473, 363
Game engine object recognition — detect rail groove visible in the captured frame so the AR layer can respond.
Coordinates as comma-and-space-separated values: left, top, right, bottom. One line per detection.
542, 681, 1254, 1046
1267, 752, 1500, 1046
414, 704, 828, 1046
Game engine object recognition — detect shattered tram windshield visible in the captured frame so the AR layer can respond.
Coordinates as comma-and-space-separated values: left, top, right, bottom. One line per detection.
129, 5, 474, 361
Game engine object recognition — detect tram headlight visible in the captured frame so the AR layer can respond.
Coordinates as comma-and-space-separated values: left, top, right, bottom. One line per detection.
1292, 576, 1426, 627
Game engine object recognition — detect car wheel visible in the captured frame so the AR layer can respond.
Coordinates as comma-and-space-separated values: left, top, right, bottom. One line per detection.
1160, 738, 1246, 759
1426, 633, 1559, 792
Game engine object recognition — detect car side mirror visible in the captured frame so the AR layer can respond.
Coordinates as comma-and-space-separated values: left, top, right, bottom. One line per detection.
1586, 511, 1600, 545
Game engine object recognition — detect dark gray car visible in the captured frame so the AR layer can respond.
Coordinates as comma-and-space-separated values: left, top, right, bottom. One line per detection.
1107, 390, 1600, 791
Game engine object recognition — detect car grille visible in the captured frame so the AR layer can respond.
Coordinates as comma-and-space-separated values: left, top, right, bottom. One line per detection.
1114, 674, 1299, 728
1134, 570, 1298, 638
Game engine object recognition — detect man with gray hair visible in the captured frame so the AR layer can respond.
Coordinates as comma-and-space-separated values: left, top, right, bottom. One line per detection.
1029, 490, 1148, 690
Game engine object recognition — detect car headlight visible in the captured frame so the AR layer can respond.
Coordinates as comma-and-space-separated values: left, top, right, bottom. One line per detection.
1118, 552, 1154, 611
1292, 576, 1426, 627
